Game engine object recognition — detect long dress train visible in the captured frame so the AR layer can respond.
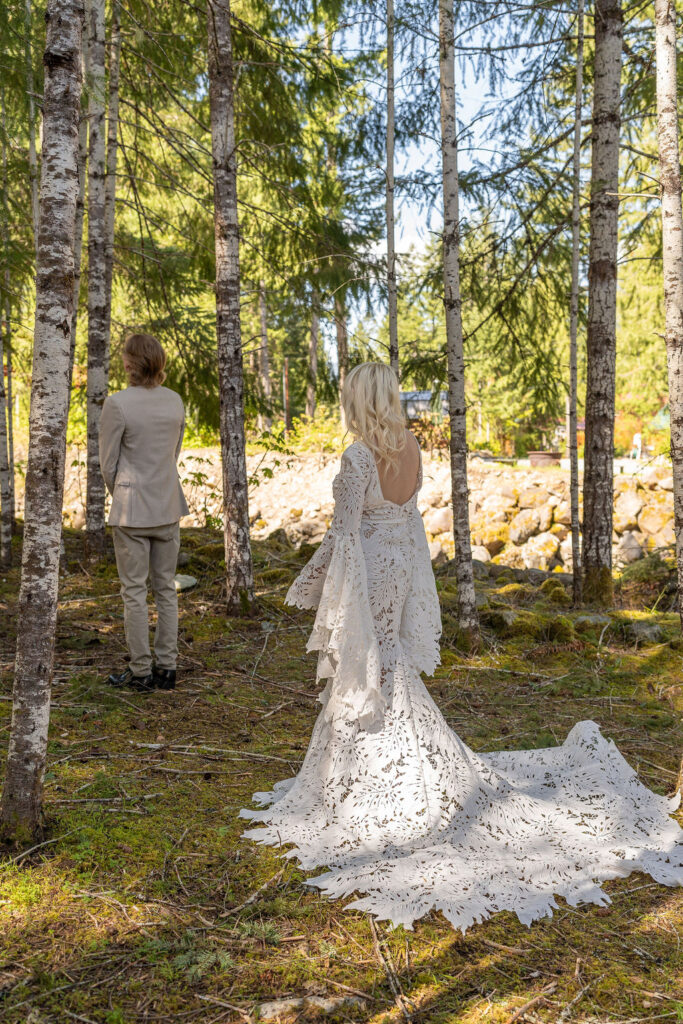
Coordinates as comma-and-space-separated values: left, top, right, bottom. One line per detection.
240, 440, 683, 932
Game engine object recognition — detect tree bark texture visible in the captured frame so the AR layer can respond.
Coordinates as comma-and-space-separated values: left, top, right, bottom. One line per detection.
103, 0, 121, 355
0, 0, 83, 840
85, 0, 108, 556
582, 0, 622, 605
569, 0, 585, 605
655, 0, 683, 629
70, 62, 88, 369
438, 0, 478, 636
25, 0, 40, 249
306, 292, 319, 420
257, 278, 272, 430
0, 88, 12, 567
335, 294, 348, 398
207, 0, 254, 614
386, 0, 399, 380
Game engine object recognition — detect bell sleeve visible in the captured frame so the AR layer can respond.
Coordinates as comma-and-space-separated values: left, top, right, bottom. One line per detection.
285, 445, 385, 732
399, 504, 442, 677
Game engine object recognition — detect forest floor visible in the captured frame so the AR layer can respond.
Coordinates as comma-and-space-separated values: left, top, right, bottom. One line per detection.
1, 526, 683, 1024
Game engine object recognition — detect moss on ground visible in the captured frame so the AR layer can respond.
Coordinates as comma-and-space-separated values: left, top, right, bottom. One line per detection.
0, 526, 682, 1021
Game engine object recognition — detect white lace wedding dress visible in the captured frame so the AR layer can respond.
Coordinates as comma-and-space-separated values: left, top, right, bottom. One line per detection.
241, 440, 683, 931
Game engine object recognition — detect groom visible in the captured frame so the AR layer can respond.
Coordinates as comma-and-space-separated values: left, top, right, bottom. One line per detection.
99, 333, 189, 692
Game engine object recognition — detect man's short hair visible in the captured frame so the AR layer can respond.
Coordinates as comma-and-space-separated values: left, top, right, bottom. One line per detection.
123, 333, 166, 388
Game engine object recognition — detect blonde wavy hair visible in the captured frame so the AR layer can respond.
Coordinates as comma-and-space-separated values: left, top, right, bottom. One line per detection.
341, 362, 407, 472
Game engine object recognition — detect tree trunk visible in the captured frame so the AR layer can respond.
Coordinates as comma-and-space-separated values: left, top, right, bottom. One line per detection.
70, 52, 88, 370
103, 0, 121, 354
0, 87, 12, 567
335, 294, 348, 399
569, 0, 585, 605
0, 0, 83, 841
5, 333, 14, 532
439, 0, 478, 637
0, 307, 11, 570
655, 0, 683, 630
386, 0, 399, 380
306, 291, 319, 420
25, 0, 40, 250
85, 0, 108, 557
258, 278, 272, 430
582, 0, 622, 605
207, 0, 254, 614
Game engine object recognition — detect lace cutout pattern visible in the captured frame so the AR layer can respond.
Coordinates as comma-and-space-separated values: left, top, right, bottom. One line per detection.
241, 440, 683, 931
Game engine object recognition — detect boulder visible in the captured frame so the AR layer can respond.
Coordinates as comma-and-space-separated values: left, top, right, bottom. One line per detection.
481, 493, 517, 519
614, 531, 644, 564
537, 503, 553, 531
471, 544, 491, 562
559, 536, 573, 565
553, 500, 571, 526
424, 506, 453, 536
622, 620, 665, 645
518, 487, 550, 509
641, 465, 671, 489
428, 540, 448, 566
495, 545, 526, 569
659, 476, 674, 491
423, 486, 446, 508
574, 613, 611, 632
637, 492, 673, 536
651, 521, 675, 550
521, 531, 560, 570
613, 489, 643, 533
471, 521, 509, 556
174, 574, 197, 592
509, 508, 541, 544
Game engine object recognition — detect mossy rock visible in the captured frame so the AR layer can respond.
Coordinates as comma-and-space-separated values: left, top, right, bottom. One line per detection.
539, 578, 572, 607
295, 542, 318, 562
538, 615, 576, 643
494, 582, 537, 606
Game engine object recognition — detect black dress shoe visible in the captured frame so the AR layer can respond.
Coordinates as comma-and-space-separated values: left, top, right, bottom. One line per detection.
107, 667, 154, 692
152, 666, 176, 690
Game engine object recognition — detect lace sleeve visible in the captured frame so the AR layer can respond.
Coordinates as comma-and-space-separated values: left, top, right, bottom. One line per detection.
285, 444, 385, 731
399, 504, 442, 677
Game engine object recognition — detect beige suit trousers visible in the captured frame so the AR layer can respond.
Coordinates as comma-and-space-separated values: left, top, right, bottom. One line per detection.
112, 522, 180, 676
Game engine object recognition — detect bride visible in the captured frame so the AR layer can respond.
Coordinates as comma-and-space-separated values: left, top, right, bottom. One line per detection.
241, 361, 683, 932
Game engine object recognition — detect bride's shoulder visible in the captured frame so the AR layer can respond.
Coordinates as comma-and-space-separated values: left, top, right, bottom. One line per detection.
341, 439, 373, 475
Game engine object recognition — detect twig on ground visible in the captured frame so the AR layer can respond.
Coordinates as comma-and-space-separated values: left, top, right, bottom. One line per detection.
505, 982, 557, 1024
370, 917, 415, 1022
557, 973, 604, 1022
219, 867, 285, 917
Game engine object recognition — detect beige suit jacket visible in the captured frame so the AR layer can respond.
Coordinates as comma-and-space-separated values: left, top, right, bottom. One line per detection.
99, 385, 190, 527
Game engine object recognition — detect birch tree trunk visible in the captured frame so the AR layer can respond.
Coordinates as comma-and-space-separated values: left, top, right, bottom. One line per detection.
438, 0, 478, 637
306, 292, 319, 420
5, 340, 13, 532
84, 0, 108, 557
0, 88, 12, 567
207, 0, 254, 614
655, 0, 683, 630
335, 294, 348, 398
70, 92, 88, 366
0, 310, 11, 569
258, 278, 272, 430
0, 0, 83, 841
103, 0, 121, 354
386, 0, 399, 379
569, 0, 585, 605
582, 0, 622, 605
25, 0, 39, 249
